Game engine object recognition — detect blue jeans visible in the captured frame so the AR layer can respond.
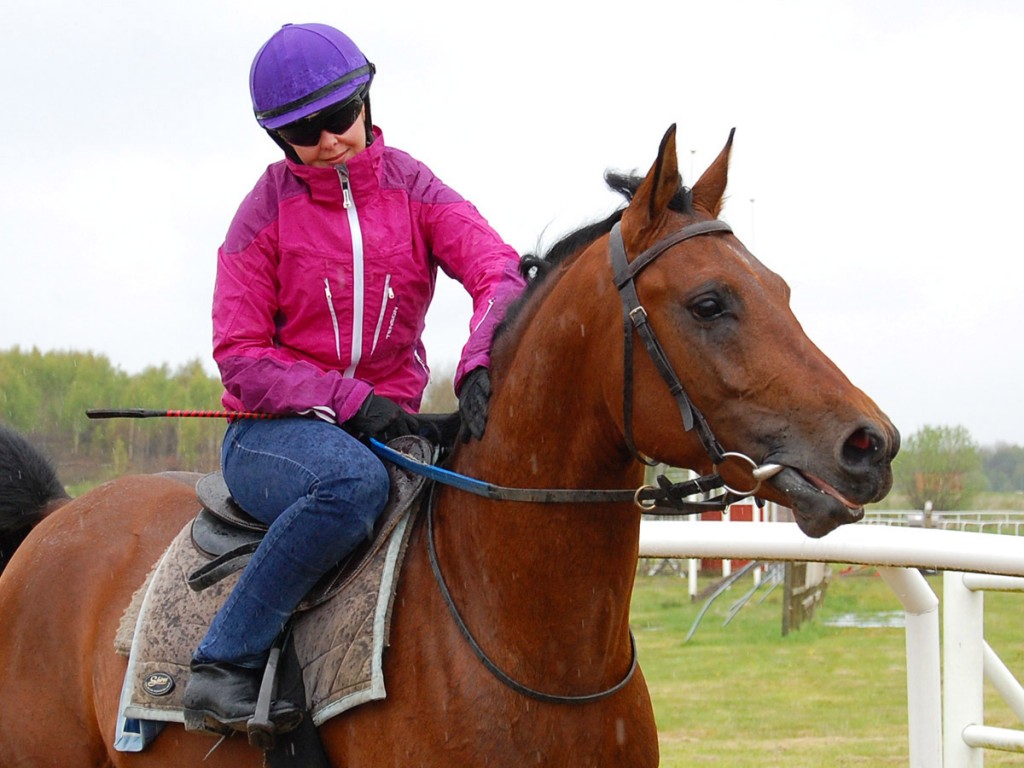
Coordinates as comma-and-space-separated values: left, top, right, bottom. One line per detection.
194, 417, 390, 668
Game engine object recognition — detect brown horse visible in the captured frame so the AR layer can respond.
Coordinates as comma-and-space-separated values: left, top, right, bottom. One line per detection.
0, 126, 898, 767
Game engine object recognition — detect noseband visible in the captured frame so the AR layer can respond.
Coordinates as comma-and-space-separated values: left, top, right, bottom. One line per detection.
609, 218, 776, 495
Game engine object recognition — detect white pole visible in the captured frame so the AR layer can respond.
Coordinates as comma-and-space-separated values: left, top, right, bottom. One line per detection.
638, 522, 1024, 577
962, 574, 1024, 592
688, 514, 698, 599
752, 504, 763, 587
983, 642, 1024, 722
721, 506, 732, 578
943, 571, 984, 768
878, 567, 943, 768
962, 725, 1024, 752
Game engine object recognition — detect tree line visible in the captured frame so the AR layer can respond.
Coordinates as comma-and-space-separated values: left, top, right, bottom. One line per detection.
881, 425, 1023, 509
1, 347, 225, 487
0, 347, 458, 490
2, 347, 1022, 508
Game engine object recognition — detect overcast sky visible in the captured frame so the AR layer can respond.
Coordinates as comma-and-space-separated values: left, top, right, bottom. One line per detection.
2, 0, 1022, 446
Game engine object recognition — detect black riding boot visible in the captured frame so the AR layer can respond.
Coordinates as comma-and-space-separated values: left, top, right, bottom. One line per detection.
183, 660, 302, 736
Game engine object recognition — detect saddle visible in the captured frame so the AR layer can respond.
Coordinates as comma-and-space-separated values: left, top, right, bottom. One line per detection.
114, 434, 436, 753
187, 434, 428, 606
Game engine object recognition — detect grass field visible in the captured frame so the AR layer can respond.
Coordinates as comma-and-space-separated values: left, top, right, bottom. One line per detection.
630, 565, 1024, 766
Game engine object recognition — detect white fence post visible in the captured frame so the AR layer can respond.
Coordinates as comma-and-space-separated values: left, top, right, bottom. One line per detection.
688, 514, 699, 599
877, 567, 943, 768
943, 571, 985, 768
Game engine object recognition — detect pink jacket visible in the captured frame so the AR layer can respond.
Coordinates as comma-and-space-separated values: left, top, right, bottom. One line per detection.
213, 128, 525, 423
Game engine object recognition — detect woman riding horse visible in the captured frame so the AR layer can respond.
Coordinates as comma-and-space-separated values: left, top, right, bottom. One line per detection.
186, 22, 525, 736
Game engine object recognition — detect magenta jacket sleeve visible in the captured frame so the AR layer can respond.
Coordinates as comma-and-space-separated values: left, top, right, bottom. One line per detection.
420, 200, 526, 392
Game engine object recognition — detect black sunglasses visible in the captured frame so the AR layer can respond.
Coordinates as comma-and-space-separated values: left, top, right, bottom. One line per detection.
274, 97, 364, 147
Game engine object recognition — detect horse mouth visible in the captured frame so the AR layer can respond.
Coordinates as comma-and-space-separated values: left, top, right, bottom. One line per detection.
768, 467, 866, 538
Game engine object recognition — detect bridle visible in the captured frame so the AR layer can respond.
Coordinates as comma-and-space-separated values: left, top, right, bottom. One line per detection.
610, 218, 732, 464
608, 217, 781, 498
410, 213, 786, 706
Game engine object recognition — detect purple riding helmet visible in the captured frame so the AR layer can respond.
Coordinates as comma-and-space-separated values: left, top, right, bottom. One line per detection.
250, 23, 376, 154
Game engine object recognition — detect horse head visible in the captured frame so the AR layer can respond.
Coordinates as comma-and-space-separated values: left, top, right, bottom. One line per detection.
616, 125, 899, 536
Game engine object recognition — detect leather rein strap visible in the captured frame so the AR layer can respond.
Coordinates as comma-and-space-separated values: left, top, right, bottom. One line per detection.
609, 219, 734, 467
424, 484, 639, 704
368, 438, 735, 514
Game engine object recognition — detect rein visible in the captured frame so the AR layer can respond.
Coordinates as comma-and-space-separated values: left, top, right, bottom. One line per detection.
423, 483, 639, 704
368, 438, 741, 515
85, 409, 754, 513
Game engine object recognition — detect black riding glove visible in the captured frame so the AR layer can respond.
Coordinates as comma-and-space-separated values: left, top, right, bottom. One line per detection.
458, 368, 491, 442
347, 394, 419, 442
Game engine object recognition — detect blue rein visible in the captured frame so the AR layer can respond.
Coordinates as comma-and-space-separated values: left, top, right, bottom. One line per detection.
367, 437, 742, 514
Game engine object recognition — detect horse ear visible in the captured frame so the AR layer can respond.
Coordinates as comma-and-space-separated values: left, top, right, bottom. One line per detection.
691, 128, 735, 218
622, 124, 681, 247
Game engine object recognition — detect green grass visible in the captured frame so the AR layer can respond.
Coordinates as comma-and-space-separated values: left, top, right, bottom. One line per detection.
631, 567, 1024, 766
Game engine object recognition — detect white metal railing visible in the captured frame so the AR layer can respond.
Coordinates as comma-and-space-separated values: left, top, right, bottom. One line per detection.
638, 521, 1024, 768
862, 509, 1024, 536
943, 572, 1024, 765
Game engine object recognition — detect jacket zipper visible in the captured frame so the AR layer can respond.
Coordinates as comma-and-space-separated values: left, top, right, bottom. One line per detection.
371, 274, 394, 355
337, 166, 365, 378
323, 278, 342, 360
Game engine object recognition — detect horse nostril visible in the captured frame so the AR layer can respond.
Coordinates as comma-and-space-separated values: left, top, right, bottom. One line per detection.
841, 426, 883, 468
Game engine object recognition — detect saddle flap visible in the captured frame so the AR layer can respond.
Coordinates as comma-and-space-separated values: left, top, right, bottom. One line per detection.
191, 508, 264, 558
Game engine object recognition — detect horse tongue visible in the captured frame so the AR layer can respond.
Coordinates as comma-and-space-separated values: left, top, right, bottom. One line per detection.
801, 471, 863, 512
769, 468, 865, 538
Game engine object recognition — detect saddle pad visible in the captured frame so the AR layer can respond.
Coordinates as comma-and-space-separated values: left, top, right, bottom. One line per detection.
120, 505, 416, 727
117, 437, 430, 730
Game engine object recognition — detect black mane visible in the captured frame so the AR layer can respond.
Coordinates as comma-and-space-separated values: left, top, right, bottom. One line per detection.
0, 425, 67, 574
495, 170, 693, 340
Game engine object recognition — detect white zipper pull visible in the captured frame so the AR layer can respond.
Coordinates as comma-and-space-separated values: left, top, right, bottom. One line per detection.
336, 166, 354, 208
371, 274, 395, 355
323, 278, 342, 361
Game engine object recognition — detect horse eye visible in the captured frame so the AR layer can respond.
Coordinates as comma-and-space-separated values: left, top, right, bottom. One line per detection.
690, 297, 725, 320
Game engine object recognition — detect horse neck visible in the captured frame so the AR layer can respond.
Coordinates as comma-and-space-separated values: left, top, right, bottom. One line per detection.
455, 242, 640, 513
434, 249, 642, 682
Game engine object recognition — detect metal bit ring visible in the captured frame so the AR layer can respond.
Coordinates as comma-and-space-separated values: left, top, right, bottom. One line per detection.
713, 452, 763, 497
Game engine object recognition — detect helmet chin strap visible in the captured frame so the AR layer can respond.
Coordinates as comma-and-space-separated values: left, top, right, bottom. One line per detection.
363, 95, 374, 146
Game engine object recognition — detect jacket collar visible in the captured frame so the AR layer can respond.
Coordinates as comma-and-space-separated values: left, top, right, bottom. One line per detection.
285, 126, 385, 203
